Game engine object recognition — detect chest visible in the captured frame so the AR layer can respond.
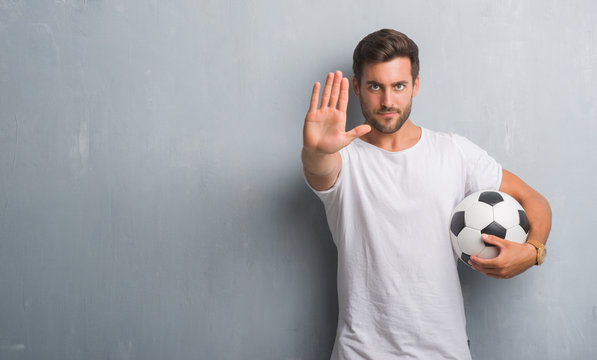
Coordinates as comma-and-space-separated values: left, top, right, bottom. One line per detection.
351, 152, 464, 214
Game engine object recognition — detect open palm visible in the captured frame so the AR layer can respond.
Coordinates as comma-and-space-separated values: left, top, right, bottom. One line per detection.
303, 71, 370, 154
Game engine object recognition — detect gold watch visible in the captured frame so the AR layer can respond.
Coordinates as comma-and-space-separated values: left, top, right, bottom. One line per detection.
526, 239, 546, 265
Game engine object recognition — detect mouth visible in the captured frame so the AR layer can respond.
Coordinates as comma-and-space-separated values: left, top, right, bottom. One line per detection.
378, 111, 398, 118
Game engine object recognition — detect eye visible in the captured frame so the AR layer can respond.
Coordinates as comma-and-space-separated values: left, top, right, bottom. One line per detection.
370, 84, 381, 91
394, 84, 406, 91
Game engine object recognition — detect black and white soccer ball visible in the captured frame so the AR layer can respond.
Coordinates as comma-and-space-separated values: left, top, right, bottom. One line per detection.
449, 190, 530, 266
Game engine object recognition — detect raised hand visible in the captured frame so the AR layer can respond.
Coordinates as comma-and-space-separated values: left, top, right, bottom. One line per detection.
303, 71, 371, 154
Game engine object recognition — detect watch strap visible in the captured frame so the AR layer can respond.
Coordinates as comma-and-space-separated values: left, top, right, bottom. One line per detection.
526, 239, 546, 265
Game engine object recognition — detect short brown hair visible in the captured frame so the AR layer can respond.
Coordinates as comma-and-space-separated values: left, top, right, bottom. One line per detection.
352, 29, 419, 84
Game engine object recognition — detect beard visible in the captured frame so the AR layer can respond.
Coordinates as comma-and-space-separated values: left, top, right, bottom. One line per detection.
360, 97, 413, 134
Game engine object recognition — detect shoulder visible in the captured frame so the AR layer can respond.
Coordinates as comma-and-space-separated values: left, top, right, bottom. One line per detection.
421, 128, 471, 151
421, 129, 494, 165
428, 129, 483, 151
423, 127, 465, 142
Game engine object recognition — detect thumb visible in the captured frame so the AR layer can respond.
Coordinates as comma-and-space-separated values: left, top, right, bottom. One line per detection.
481, 233, 505, 248
345, 124, 371, 141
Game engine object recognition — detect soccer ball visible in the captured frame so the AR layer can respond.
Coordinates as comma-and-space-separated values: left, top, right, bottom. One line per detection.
449, 190, 530, 265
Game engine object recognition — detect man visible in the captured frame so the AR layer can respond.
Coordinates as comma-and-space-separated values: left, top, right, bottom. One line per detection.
302, 29, 551, 359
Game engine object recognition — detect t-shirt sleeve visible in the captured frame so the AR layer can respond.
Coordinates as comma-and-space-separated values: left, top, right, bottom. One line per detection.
451, 133, 502, 196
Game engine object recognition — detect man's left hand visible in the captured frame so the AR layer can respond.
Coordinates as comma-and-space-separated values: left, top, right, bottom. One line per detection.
468, 234, 537, 279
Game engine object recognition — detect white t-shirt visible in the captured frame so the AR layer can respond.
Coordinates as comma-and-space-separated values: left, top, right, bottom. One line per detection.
308, 127, 502, 360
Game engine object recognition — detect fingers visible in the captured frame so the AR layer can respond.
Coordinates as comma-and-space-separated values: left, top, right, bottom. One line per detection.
338, 77, 349, 111
468, 234, 530, 279
469, 255, 498, 269
320, 72, 334, 109
319, 71, 346, 108
308, 82, 321, 112
469, 254, 503, 279
481, 234, 506, 248
469, 235, 503, 268
309, 71, 349, 112
327, 71, 343, 108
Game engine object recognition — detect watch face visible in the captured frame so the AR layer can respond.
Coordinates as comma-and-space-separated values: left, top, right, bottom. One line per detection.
539, 248, 546, 264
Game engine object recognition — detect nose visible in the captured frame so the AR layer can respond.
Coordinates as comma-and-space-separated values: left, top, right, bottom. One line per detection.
381, 89, 393, 108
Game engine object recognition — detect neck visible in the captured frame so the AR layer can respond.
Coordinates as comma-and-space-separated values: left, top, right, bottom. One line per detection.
360, 119, 421, 152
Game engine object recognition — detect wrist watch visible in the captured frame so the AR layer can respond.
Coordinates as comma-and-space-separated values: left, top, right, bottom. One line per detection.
526, 239, 546, 265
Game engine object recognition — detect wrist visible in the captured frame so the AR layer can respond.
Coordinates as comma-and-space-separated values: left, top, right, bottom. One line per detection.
524, 242, 538, 265
525, 239, 547, 265
302, 145, 335, 161
301, 148, 341, 178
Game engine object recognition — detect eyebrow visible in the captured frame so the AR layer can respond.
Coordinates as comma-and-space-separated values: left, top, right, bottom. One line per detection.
366, 80, 410, 86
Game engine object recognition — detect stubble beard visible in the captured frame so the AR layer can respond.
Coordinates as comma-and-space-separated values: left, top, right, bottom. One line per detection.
361, 98, 413, 134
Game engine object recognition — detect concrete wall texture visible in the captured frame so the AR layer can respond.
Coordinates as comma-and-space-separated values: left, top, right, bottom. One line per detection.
1, 1, 596, 359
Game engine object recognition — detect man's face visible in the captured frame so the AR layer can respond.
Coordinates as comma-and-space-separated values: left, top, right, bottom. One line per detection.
353, 57, 420, 134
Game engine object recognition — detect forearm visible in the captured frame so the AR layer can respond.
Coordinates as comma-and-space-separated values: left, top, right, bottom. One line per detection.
301, 148, 341, 191
301, 147, 340, 177
500, 169, 552, 245
521, 191, 552, 245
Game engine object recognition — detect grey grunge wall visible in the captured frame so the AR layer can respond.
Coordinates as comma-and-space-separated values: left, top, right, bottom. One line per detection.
1, 1, 595, 359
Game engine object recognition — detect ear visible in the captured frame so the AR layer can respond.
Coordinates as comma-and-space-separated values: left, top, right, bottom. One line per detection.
352, 76, 360, 97
412, 75, 420, 98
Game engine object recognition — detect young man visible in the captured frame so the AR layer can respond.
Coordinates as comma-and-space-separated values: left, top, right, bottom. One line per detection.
302, 29, 551, 359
